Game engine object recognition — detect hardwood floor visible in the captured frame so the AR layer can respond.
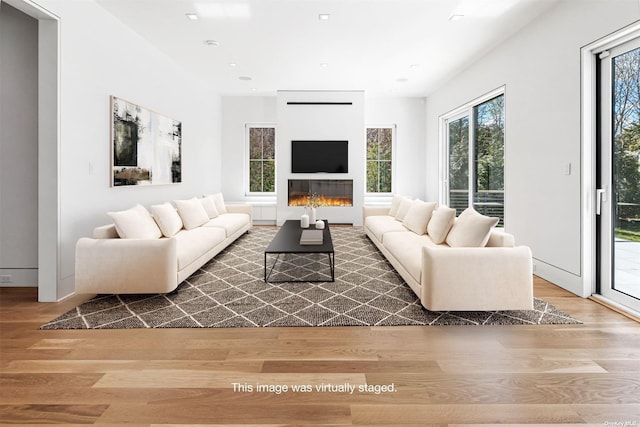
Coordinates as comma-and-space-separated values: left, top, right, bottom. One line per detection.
1, 277, 639, 426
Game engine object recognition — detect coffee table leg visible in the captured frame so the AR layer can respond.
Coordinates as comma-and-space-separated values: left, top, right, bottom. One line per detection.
264, 253, 281, 283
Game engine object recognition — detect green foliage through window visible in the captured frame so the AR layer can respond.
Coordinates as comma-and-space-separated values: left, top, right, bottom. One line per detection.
447, 93, 505, 226
248, 127, 275, 193
366, 127, 393, 193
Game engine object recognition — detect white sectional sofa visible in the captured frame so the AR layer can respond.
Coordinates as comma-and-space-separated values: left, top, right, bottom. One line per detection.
75, 193, 251, 294
363, 196, 533, 311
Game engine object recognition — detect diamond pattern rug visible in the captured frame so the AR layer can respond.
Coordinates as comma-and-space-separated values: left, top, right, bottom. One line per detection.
41, 227, 581, 329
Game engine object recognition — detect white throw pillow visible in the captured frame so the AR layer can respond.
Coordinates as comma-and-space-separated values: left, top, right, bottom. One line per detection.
200, 196, 219, 219
446, 207, 500, 247
394, 198, 413, 221
208, 192, 227, 214
174, 198, 210, 230
426, 206, 456, 244
402, 200, 437, 235
151, 202, 184, 237
388, 195, 408, 217
107, 204, 162, 239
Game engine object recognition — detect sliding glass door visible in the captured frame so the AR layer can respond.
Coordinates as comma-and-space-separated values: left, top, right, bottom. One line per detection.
598, 37, 640, 311
444, 91, 505, 225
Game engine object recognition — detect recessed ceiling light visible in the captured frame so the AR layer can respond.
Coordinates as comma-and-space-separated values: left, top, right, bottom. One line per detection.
396, 77, 409, 83
449, 14, 464, 21
185, 13, 198, 20
320, 63, 329, 68
410, 64, 420, 69
319, 13, 330, 21
228, 62, 237, 67
250, 88, 257, 92
204, 39, 219, 46
239, 76, 252, 81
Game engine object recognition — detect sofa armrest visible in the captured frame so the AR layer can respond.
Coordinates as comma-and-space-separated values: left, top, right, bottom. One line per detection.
363, 206, 391, 220
421, 245, 533, 311
225, 203, 253, 224
75, 237, 178, 294
93, 224, 119, 239
486, 229, 515, 247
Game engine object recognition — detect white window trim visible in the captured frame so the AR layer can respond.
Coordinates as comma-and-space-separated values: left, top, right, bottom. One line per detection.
438, 86, 506, 207
365, 124, 397, 197
244, 123, 277, 197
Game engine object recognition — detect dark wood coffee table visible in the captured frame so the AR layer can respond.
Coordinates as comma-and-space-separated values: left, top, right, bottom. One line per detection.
264, 219, 335, 283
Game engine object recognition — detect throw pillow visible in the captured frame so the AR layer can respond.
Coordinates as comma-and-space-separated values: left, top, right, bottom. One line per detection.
446, 207, 500, 247
107, 204, 162, 239
402, 200, 437, 235
200, 196, 219, 219
151, 202, 184, 237
210, 193, 227, 214
174, 198, 210, 230
427, 206, 456, 244
388, 195, 408, 217
394, 197, 413, 221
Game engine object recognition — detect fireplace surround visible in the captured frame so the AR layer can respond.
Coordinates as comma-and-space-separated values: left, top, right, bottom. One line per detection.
288, 179, 353, 207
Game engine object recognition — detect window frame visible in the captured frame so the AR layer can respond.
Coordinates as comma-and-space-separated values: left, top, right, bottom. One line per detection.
365, 124, 397, 197
439, 86, 506, 224
245, 123, 277, 196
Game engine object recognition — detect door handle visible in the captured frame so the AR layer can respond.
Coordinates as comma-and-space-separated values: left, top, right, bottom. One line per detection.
596, 188, 606, 215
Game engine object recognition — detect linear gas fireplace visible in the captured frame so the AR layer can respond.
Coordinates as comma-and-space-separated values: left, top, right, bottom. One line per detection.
288, 179, 353, 207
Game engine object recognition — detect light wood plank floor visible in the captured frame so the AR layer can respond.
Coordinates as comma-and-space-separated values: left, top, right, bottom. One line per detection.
1, 277, 639, 426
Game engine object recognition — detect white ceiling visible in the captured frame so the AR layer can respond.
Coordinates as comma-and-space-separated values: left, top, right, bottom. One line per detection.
95, 0, 560, 97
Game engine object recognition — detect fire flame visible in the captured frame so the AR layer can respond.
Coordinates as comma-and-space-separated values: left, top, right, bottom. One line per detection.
288, 194, 353, 207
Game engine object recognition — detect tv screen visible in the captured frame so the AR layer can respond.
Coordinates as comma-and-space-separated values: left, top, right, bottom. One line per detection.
291, 140, 348, 173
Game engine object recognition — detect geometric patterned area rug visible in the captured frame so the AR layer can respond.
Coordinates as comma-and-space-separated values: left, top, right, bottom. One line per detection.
41, 227, 581, 329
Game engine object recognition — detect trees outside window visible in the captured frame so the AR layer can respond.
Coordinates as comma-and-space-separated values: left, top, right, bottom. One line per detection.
248, 126, 275, 193
444, 91, 505, 225
366, 127, 393, 193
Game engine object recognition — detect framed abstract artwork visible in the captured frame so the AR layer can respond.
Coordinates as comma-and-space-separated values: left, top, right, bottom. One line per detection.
111, 96, 182, 186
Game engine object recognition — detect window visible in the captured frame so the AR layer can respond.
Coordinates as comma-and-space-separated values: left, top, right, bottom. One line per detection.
247, 125, 275, 194
442, 89, 505, 225
366, 126, 394, 193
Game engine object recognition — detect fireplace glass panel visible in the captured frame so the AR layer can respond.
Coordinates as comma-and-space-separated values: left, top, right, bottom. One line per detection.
288, 180, 353, 207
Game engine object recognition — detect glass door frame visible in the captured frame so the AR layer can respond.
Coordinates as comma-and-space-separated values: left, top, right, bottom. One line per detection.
597, 37, 640, 312
581, 21, 640, 315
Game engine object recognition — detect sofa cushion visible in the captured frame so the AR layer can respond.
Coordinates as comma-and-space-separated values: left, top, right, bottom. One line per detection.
174, 198, 210, 230
107, 204, 162, 239
383, 231, 439, 284
200, 196, 219, 219
174, 227, 226, 270
446, 207, 499, 247
203, 213, 250, 237
402, 200, 437, 235
427, 206, 456, 244
365, 215, 407, 242
151, 202, 184, 237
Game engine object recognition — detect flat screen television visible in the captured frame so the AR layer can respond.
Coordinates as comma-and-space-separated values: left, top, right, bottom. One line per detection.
291, 140, 348, 173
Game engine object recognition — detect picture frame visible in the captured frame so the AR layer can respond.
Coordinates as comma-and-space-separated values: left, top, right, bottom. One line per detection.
110, 96, 182, 186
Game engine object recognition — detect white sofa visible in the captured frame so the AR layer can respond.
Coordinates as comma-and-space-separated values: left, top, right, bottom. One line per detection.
75, 194, 252, 294
363, 197, 533, 311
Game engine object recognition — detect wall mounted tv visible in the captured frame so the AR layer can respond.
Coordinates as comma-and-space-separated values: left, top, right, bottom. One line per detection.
291, 140, 349, 173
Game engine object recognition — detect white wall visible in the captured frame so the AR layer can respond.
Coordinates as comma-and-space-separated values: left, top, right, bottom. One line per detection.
276, 91, 365, 225
365, 97, 427, 201
30, 0, 221, 300
425, 0, 640, 296
221, 96, 277, 203
221, 95, 427, 217
0, 2, 38, 287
